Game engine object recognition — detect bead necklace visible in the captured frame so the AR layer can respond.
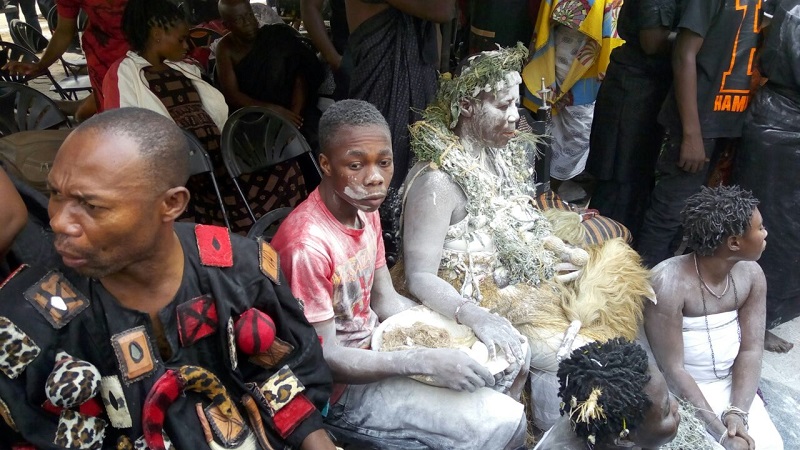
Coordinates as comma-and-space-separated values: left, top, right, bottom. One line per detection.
697, 259, 741, 380
694, 253, 730, 299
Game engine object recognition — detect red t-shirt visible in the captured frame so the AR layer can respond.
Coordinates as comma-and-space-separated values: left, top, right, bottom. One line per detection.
271, 188, 384, 350
58, 0, 129, 109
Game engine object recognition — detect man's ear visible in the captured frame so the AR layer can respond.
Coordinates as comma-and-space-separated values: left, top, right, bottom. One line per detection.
727, 234, 742, 251
161, 186, 191, 222
459, 98, 475, 118
319, 153, 332, 177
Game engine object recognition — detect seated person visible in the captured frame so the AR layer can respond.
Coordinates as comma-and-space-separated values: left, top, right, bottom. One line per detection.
105, 0, 306, 234
645, 186, 784, 449
0, 108, 336, 449
535, 338, 680, 449
271, 99, 529, 449
0, 166, 27, 264
216, 0, 324, 145
401, 45, 653, 430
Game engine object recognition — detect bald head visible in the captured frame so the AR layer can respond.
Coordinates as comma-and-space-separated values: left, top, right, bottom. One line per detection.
218, 0, 258, 40
75, 107, 190, 191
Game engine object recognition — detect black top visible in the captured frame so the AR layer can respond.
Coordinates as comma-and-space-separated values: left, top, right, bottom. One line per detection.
0, 223, 332, 449
659, 0, 761, 138
611, 0, 680, 74
761, 0, 800, 92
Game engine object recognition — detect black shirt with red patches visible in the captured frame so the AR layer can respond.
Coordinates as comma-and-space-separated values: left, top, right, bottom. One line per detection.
0, 223, 332, 449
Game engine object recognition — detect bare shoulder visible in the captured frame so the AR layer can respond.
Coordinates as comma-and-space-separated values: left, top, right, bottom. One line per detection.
650, 256, 691, 311
733, 260, 766, 295
406, 168, 464, 207
216, 34, 232, 54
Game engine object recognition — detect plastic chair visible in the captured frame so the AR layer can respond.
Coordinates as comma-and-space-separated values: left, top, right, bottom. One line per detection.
183, 129, 231, 229
0, 81, 72, 136
45, 5, 57, 33
77, 9, 88, 32
9, 18, 89, 83
45, 6, 86, 55
246, 206, 292, 241
0, 38, 89, 102
9, 19, 47, 53
221, 106, 322, 223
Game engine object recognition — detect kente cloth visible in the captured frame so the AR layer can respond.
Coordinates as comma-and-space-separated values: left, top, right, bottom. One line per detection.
233, 23, 324, 146
271, 188, 382, 351
57, 0, 129, 110
0, 223, 332, 448
347, 6, 439, 196
144, 67, 308, 235
682, 312, 784, 450
734, 0, 800, 325
522, 0, 624, 111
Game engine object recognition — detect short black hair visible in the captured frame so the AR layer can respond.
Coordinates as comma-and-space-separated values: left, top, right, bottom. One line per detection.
558, 338, 651, 446
318, 99, 390, 155
123, 0, 185, 53
681, 185, 760, 256
77, 107, 190, 190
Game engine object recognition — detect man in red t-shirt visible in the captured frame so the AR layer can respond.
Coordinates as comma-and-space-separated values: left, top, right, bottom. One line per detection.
3, 0, 128, 117
272, 99, 528, 449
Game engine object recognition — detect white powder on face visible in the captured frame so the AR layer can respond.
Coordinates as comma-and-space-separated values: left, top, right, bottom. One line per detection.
344, 184, 369, 200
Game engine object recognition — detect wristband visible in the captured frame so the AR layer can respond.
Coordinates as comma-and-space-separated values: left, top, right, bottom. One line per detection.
454, 299, 470, 325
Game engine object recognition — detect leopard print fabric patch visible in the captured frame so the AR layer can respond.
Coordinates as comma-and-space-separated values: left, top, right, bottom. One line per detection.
0, 315, 41, 379
134, 433, 173, 450
177, 365, 234, 417
259, 365, 305, 414
54, 409, 107, 449
45, 351, 102, 408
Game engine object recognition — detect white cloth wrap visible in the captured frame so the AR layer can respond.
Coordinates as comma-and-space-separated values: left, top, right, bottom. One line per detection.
682, 312, 784, 450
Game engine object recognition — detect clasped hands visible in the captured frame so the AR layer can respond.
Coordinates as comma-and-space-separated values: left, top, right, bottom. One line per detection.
424, 303, 525, 393
719, 413, 754, 450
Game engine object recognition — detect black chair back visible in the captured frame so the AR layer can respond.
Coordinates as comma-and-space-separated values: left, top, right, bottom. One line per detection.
246, 207, 292, 242
221, 106, 321, 223
0, 41, 39, 84
9, 19, 48, 54
183, 129, 230, 229
0, 81, 71, 136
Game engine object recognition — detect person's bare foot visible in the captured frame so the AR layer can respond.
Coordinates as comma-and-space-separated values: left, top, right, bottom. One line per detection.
764, 329, 794, 353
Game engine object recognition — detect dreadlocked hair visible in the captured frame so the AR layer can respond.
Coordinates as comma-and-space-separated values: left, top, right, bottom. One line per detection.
557, 338, 651, 447
681, 185, 760, 256
123, 0, 186, 53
